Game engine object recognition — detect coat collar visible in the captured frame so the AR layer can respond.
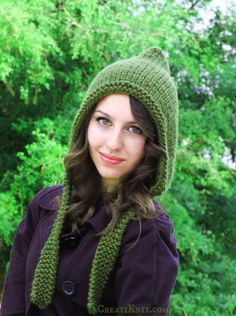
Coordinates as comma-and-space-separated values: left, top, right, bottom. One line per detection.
38, 185, 112, 233
37, 185, 164, 234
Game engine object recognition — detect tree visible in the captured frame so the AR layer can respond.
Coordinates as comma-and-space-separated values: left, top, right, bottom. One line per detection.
0, 0, 235, 314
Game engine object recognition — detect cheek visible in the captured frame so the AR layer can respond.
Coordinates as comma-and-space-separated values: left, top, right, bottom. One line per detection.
87, 123, 96, 144
87, 123, 103, 148
87, 124, 91, 139
127, 138, 146, 156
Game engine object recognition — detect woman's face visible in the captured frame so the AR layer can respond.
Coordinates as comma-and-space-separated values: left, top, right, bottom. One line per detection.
87, 94, 147, 189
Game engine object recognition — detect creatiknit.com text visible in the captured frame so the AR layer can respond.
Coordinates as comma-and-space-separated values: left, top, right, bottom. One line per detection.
96, 304, 170, 314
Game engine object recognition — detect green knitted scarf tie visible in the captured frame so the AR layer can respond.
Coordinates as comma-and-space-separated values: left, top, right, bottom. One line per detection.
30, 176, 70, 309
87, 210, 134, 314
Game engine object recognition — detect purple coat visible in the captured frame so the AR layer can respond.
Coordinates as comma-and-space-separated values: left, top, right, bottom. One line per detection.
0, 185, 179, 316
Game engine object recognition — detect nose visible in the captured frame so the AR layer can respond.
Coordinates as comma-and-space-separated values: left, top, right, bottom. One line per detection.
107, 129, 123, 151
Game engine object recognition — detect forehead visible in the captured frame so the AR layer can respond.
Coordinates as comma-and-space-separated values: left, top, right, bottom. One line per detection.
93, 94, 135, 121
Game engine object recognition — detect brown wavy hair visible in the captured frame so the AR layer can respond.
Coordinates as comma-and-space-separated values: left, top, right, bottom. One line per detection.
62, 95, 166, 242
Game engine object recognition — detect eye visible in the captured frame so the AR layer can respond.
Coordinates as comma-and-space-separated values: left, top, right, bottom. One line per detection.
129, 126, 143, 134
95, 116, 143, 135
96, 117, 110, 126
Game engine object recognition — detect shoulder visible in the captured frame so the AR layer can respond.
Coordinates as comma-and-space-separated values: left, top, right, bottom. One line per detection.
34, 184, 64, 210
121, 198, 178, 257
16, 185, 63, 238
124, 198, 175, 240
25, 185, 64, 224
151, 198, 176, 239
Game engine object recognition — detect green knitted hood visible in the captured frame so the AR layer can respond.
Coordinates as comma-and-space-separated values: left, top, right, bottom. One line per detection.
30, 47, 178, 314
72, 47, 178, 196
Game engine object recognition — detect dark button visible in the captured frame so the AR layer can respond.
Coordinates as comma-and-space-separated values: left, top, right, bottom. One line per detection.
60, 225, 90, 248
61, 235, 80, 247
63, 280, 76, 296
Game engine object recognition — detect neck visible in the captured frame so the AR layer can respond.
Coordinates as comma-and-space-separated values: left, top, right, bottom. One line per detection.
102, 178, 120, 192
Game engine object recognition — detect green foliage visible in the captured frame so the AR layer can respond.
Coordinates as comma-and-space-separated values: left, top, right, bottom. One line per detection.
160, 192, 236, 315
0, 192, 20, 246
0, 0, 235, 314
0, 0, 62, 102
13, 128, 66, 201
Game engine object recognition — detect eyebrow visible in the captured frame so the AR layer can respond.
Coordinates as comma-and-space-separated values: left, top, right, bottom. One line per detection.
94, 110, 137, 124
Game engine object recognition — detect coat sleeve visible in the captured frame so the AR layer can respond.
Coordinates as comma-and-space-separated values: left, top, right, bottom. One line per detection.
114, 210, 179, 316
0, 190, 45, 316
0, 185, 62, 316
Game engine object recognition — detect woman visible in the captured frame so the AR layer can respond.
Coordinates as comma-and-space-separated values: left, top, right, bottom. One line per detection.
0, 47, 179, 316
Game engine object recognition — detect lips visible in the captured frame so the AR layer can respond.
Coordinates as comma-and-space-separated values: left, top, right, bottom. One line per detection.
100, 152, 124, 162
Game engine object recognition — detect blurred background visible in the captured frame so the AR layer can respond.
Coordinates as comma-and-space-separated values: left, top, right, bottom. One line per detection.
0, 0, 235, 315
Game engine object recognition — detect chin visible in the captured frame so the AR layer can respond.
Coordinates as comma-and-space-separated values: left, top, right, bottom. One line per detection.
97, 169, 123, 179
100, 172, 123, 179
